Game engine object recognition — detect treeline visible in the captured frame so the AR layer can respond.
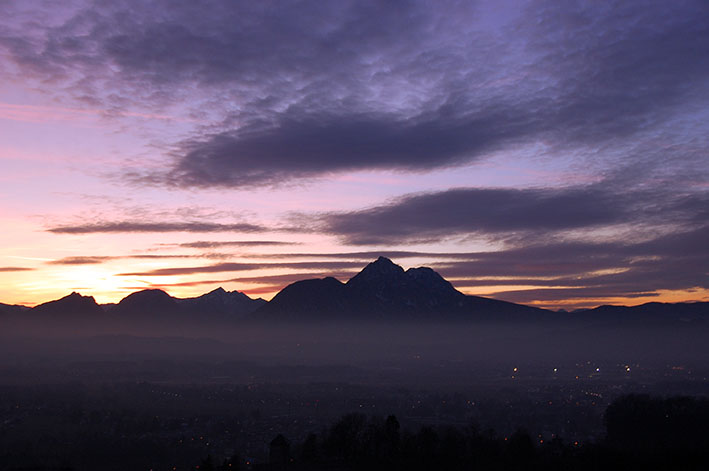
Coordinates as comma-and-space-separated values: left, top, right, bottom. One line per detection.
200, 394, 709, 471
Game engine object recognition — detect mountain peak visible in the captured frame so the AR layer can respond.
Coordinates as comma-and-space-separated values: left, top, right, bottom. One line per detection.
121, 288, 172, 299
175, 286, 266, 319
375, 255, 394, 264
58, 291, 96, 303
32, 291, 102, 317
57, 291, 91, 300
347, 256, 405, 286
370, 256, 401, 271
117, 289, 176, 308
259, 258, 472, 320
199, 287, 256, 304
406, 266, 445, 282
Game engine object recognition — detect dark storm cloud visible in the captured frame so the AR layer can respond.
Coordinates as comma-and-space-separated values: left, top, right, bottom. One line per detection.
158, 0, 709, 187
321, 186, 628, 245
47, 221, 267, 234
2, 1, 707, 187
170, 108, 534, 187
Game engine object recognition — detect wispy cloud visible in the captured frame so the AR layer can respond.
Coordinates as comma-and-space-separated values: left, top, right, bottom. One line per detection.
117, 261, 365, 277
46, 254, 205, 265
0, 266, 34, 272
241, 251, 482, 260
48, 221, 268, 234
429, 225, 709, 306
178, 240, 298, 249
128, 271, 358, 291
0, 102, 192, 124
47, 256, 111, 265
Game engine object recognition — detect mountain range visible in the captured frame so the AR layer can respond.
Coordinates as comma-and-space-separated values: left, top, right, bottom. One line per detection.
257, 256, 548, 321
1, 257, 707, 327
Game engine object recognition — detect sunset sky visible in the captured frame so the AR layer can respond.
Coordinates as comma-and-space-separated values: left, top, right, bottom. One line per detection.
1, 0, 707, 310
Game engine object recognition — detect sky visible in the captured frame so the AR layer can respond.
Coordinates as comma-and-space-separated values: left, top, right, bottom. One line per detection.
0, 0, 707, 310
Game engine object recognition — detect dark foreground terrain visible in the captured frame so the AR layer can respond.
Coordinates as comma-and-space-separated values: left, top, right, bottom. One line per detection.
1, 382, 707, 470
2, 258, 707, 470
0, 334, 707, 471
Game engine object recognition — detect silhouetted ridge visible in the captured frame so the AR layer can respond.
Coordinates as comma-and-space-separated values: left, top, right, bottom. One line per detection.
347, 256, 406, 287
32, 291, 103, 318
255, 257, 549, 321
259, 277, 349, 320
11, 260, 708, 327
179, 286, 266, 319
108, 287, 264, 322
405, 266, 462, 298
583, 301, 709, 325
115, 289, 177, 311
196, 286, 254, 304
0, 302, 29, 316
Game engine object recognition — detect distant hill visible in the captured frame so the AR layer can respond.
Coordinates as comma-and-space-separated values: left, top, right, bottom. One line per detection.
106, 287, 266, 322
254, 256, 550, 321
2, 258, 707, 329
179, 287, 267, 319
110, 288, 179, 316
581, 301, 709, 325
32, 292, 104, 319
0, 302, 29, 316
0, 288, 264, 334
